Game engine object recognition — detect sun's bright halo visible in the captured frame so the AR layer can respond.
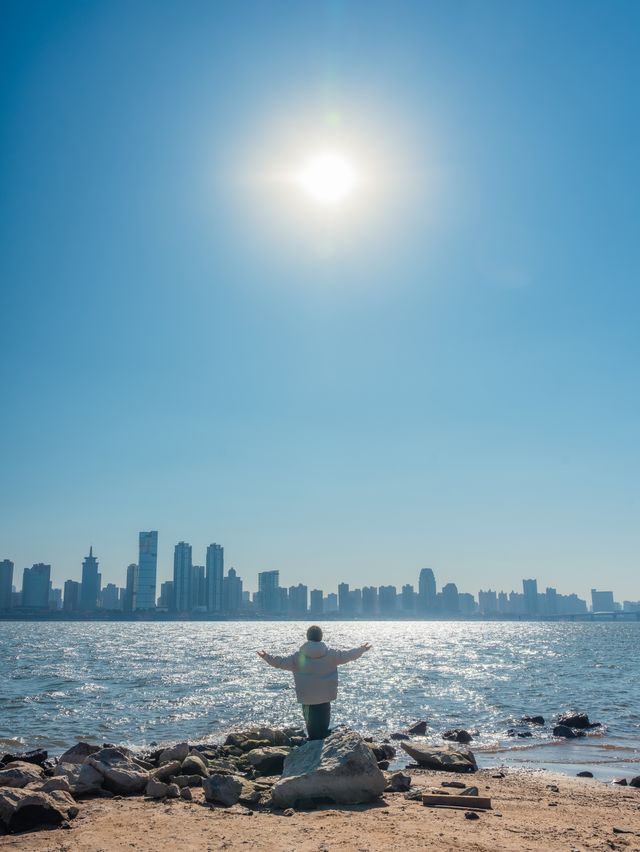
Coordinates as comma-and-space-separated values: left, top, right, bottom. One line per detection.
297, 152, 357, 205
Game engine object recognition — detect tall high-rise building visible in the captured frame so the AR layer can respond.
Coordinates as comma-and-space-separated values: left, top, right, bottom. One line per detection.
135, 532, 158, 610
378, 585, 397, 614
206, 544, 224, 612
223, 568, 243, 612
258, 570, 280, 613
522, 579, 538, 615
401, 584, 416, 611
123, 564, 137, 613
80, 547, 101, 611
101, 583, 120, 610
309, 589, 323, 615
338, 582, 350, 615
324, 593, 338, 613
48, 585, 63, 610
63, 579, 81, 612
362, 586, 378, 615
288, 583, 308, 615
545, 587, 558, 615
158, 580, 174, 610
591, 589, 615, 612
22, 564, 51, 608
478, 589, 498, 615
173, 542, 193, 612
0, 560, 13, 609
192, 565, 206, 610
441, 582, 460, 613
418, 568, 437, 612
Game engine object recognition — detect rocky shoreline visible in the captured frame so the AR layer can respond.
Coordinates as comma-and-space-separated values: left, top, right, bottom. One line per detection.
1, 710, 638, 838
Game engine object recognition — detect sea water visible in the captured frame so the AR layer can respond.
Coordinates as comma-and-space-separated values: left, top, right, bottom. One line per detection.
1, 620, 638, 780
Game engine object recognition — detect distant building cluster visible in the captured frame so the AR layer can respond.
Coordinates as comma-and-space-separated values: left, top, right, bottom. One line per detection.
0, 542, 638, 619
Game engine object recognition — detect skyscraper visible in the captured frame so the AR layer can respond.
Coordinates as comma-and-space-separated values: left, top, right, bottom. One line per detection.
191, 565, 206, 610
522, 579, 538, 615
206, 544, 224, 612
309, 589, 323, 615
418, 568, 437, 612
362, 586, 378, 615
223, 568, 243, 612
288, 583, 308, 615
123, 564, 137, 613
80, 547, 101, 611
158, 580, 174, 610
173, 542, 193, 612
22, 564, 51, 608
441, 582, 460, 614
338, 582, 351, 615
0, 560, 13, 609
63, 579, 81, 612
101, 583, 120, 610
258, 570, 280, 613
401, 584, 416, 611
378, 585, 397, 614
591, 589, 615, 612
135, 531, 158, 610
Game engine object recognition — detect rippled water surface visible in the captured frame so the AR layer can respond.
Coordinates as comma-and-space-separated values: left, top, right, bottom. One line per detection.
1, 621, 639, 778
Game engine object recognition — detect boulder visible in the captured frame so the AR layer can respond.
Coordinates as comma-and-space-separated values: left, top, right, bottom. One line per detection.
146, 778, 169, 799
0, 787, 78, 832
386, 771, 411, 792
577, 771, 594, 778
553, 725, 586, 739
58, 742, 101, 765
202, 773, 244, 807
401, 742, 477, 773
407, 721, 428, 736
0, 749, 48, 769
181, 786, 192, 801
520, 715, 545, 725
629, 776, 640, 788
149, 760, 181, 782
87, 748, 148, 794
29, 777, 72, 794
181, 753, 209, 778
225, 728, 302, 751
613, 778, 627, 786
442, 729, 473, 744
557, 712, 600, 730
390, 732, 410, 741
246, 747, 290, 776
271, 728, 385, 808
0, 761, 45, 788
377, 760, 390, 771
507, 729, 532, 738
53, 762, 103, 796
166, 783, 180, 798
158, 743, 189, 766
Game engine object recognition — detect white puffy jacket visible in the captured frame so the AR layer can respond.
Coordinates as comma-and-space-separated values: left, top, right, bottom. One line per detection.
262, 640, 366, 705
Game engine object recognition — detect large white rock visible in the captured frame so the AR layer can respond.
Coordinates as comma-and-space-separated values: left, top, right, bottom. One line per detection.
58, 742, 101, 765
400, 741, 477, 773
0, 787, 78, 832
158, 743, 189, 766
86, 748, 148, 794
271, 728, 385, 807
202, 773, 244, 806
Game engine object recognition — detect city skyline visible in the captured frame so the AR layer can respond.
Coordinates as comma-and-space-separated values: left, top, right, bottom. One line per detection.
1, 531, 638, 616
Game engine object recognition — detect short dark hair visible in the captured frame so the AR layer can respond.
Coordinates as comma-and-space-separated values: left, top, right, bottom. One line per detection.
306, 625, 323, 642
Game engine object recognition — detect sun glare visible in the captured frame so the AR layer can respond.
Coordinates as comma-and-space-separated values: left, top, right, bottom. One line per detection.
297, 152, 357, 205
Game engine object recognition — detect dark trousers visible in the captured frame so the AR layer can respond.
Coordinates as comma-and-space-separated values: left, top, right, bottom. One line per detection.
302, 702, 331, 740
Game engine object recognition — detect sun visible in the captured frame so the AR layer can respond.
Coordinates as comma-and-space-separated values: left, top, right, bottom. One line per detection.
297, 152, 357, 205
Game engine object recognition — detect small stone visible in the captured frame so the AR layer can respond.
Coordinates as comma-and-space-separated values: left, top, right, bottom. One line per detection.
158, 743, 189, 766
577, 771, 593, 778
461, 786, 479, 796
553, 725, 585, 739
442, 781, 466, 789
407, 721, 428, 736
520, 715, 545, 725
613, 778, 627, 786
546, 784, 560, 793
377, 760, 390, 771
491, 772, 505, 779
612, 827, 634, 835
629, 776, 640, 788
180, 786, 192, 801
548, 802, 558, 807
146, 778, 168, 799
389, 732, 410, 741
464, 811, 480, 820
404, 787, 424, 801
283, 807, 295, 816
442, 729, 473, 744
166, 783, 180, 798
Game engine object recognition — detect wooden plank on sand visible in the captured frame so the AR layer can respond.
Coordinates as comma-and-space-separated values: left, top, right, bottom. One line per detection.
423, 794, 492, 810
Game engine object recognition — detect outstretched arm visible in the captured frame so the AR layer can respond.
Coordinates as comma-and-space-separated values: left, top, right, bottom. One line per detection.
333, 643, 372, 665
257, 650, 299, 672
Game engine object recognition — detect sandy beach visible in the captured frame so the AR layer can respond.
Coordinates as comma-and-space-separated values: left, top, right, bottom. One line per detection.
2, 768, 639, 852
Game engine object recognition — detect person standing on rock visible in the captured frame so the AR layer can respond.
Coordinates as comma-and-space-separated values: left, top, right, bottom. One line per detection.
257, 625, 372, 741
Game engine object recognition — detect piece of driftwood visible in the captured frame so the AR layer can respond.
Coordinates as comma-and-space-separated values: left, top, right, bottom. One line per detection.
423, 794, 492, 810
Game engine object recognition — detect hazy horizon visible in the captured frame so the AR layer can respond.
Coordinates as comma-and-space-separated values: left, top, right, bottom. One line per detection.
1, 2, 638, 599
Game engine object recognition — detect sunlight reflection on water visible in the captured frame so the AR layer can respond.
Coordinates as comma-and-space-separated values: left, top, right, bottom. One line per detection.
1, 621, 639, 777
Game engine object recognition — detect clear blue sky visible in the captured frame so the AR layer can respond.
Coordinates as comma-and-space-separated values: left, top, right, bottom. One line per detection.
1, 1, 638, 599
